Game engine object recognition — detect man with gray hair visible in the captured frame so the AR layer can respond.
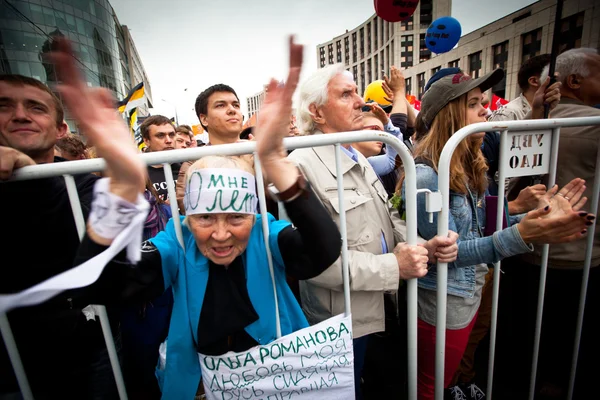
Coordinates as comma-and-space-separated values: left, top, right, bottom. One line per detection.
288, 63, 459, 398
496, 47, 600, 399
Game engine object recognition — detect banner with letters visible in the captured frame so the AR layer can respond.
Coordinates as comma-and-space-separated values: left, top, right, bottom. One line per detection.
199, 313, 355, 400
501, 129, 552, 178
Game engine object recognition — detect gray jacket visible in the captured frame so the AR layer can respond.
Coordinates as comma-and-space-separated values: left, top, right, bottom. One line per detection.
288, 134, 407, 338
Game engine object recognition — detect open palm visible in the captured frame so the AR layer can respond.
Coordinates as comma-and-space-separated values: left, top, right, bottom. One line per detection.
48, 38, 146, 195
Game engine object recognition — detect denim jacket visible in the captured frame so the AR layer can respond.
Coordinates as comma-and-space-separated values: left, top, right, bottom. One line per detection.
404, 164, 532, 298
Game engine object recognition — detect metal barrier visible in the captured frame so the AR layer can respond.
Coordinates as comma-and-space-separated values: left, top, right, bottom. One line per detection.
0, 131, 420, 400
435, 116, 600, 400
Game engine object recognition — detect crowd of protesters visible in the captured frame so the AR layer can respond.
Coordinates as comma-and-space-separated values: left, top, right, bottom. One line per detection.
0, 34, 598, 400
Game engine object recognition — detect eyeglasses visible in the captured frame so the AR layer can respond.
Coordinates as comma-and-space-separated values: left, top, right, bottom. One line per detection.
363, 125, 384, 131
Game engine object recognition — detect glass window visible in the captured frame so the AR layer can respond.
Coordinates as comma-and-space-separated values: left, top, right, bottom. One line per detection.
30, 4, 45, 24
42, 7, 56, 26
16, 61, 31, 76
76, 17, 86, 34
55, 11, 69, 30
30, 62, 47, 82
12, 1, 32, 20
66, 14, 76, 30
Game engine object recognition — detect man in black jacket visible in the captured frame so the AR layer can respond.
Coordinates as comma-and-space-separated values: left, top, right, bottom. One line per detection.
0, 74, 119, 399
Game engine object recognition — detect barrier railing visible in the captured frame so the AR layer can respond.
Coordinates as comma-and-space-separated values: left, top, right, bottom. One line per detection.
435, 116, 600, 400
1, 131, 419, 400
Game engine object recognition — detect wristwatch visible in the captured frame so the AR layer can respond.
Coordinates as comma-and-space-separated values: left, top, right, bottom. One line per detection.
267, 172, 308, 203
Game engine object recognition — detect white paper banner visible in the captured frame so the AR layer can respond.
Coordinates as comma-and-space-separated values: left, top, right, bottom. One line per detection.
501, 129, 552, 178
199, 313, 355, 400
0, 202, 148, 314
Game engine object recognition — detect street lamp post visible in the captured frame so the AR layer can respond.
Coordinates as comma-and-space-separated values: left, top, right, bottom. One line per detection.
161, 88, 187, 126
160, 98, 179, 126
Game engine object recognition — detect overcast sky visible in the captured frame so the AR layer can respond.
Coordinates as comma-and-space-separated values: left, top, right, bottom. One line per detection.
110, 0, 537, 126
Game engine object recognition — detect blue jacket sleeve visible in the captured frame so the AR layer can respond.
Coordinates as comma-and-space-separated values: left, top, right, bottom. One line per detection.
411, 165, 532, 268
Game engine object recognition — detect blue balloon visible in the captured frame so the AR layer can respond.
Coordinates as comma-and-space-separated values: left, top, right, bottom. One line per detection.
425, 16, 462, 54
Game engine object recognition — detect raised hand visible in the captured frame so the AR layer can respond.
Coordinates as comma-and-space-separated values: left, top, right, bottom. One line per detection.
510, 183, 547, 214
254, 36, 303, 192
384, 66, 406, 96
364, 102, 389, 125
531, 75, 562, 119
47, 37, 146, 201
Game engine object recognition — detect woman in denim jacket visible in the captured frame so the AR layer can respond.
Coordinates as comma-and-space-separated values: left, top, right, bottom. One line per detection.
399, 69, 593, 400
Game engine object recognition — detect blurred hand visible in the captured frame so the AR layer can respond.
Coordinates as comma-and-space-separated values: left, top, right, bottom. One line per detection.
48, 38, 145, 201
0, 146, 36, 180
254, 36, 303, 192
384, 66, 406, 95
510, 184, 547, 214
381, 80, 394, 103
365, 102, 389, 125
393, 242, 429, 279
531, 76, 561, 119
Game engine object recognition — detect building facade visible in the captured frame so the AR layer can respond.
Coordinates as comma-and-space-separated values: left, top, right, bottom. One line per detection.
317, 0, 599, 102
246, 86, 266, 120
0, 0, 153, 129
316, 0, 451, 98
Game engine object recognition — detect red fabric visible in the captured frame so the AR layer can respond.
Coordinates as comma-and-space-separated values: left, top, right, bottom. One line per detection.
416, 313, 478, 400
486, 94, 509, 111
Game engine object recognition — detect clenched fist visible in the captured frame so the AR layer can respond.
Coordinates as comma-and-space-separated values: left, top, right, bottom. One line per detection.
393, 243, 429, 279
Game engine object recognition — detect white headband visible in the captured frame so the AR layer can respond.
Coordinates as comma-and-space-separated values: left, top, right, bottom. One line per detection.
183, 168, 258, 215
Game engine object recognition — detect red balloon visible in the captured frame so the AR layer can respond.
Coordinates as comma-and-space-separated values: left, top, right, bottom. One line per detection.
374, 0, 420, 23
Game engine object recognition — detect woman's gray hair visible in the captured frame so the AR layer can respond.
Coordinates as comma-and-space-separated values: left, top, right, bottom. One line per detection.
541, 48, 598, 84
297, 63, 350, 135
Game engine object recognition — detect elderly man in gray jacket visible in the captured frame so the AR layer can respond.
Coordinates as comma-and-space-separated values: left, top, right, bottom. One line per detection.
288, 63, 459, 398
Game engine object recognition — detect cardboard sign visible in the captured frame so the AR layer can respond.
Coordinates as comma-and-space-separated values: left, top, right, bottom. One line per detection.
183, 168, 258, 215
199, 314, 355, 400
501, 130, 552, 178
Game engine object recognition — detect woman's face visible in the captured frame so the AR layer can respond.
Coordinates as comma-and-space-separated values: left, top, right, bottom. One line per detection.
187, 213, 255, 266
466, 87, 488, 141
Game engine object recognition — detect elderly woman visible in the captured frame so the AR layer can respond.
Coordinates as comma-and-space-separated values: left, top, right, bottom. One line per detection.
398, 69, 593, 400
50, 37, 341, 399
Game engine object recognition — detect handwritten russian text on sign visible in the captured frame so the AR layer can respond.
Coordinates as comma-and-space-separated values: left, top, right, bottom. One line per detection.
183, 167, 258, 215
199, 313, 355, 400
501, 130, 552, 178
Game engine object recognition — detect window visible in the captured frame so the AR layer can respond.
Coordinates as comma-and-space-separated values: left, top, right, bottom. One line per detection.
319, 47, 325, 67
353, 65, 358, 83
336, 40, 342, 63
344, 37, 350, 65
419, 33, 431, 62
328, 44, 334, 64
401, 35, 414, 68
367, 60, 372, 84
492, 41, 509, 98
431, 66, 441, 76
417, 73, 426, 100
360, 28, 364, 59
469, 51, 482, 78
406, 77, 412, 95
367, 22, 372, 55
558, 12, 584, 53
448, 59, 460, 69
401, 16, 413, 31
374, 18, 378, 49
521, 28, 542, 63
374, 54, 379, 79
352, 32, 357, 63
420, 0, 433, 29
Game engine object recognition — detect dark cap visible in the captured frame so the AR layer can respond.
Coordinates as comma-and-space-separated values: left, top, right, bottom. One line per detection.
424, 67, 462, 92
420, 69, 505, 127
